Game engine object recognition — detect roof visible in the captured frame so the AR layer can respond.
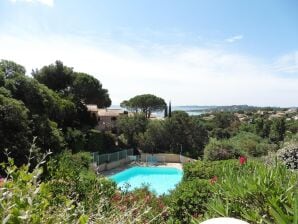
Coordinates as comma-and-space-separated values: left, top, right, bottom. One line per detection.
86, 104, 98, 112
98, 109, 124, 117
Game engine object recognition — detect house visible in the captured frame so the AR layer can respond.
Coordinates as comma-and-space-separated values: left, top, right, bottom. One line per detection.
86, 105, 127, 132
269, 113, 284, 120
286, 108, 297, 114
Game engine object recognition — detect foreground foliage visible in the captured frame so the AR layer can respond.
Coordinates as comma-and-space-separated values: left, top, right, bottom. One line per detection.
168, 158, 298, 223
0, 148, 166, 223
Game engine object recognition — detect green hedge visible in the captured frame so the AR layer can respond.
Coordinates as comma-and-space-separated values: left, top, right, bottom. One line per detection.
183, 159, 239, 180
167, 179, 212, 223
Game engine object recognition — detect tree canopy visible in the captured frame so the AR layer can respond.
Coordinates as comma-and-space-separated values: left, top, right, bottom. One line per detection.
32, 61, 111, 108
0, 94, 31, 166
120, 110, 209, 157
0, 59, 112, 166
117, 113, 148, 147
0, 59, 26, 78
71, 72, 111, 108
32, 60, 73, 93
121, 94, 166, 118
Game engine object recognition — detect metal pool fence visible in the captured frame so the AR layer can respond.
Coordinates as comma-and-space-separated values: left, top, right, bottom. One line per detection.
92, 149, 134, 165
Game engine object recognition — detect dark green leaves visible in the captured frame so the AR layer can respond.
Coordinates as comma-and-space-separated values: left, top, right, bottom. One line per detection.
121, 94, 166, 118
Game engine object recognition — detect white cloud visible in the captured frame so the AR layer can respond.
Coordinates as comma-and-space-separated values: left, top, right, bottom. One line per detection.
0, 33, 297, 107
9, 0, 54, 7
273, 51, 298, 73
225, 35, 243, 43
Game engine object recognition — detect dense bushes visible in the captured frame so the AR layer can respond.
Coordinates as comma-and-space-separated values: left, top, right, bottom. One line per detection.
0, 149, 168, 223
46, 151, 116, 210
3, 150, 296, 224
230, 132, 274, 157
167, 179, 211, 223
0, 150, 89, 223
120, 111, 209, 158
138, 120, 168, 153
86, 129, 116, 153
204, 160, 298, 223
204, 132, 277, 160
203, 138, 239, 161
170, 158, 298, 223
111, 187, 168, 223
183, 159, 239, 180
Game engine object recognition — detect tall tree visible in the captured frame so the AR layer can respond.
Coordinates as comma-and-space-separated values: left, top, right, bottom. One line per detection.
140, 120, 168, 153
116, 114, 148, 147
168, 101, 172, 117
0, 94, 31, 166
32, 60, 73, 93
164, 111, 208, 157
121, 94, 166, 118
33, 61, 112, 108
270, 118, 286, 143
214, 112, 239, 129
4, 74, 76, 123
71, 72, 111, 108
164, 104, 168, 118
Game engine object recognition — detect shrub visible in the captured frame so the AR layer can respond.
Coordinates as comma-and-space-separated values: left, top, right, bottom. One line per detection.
0, 152, 163, 224
183, 159, 239, 180
111, 187, 168, 223
46, 151, 116, 210
229, 132, 261, 156
65, 127, 85, 152
203, 160, 298, 223
229, 132, 275, 157
255, 142, 278, 156
210, 128, 231, 139
167, 179, 212, 223
203, 138, 241, 161
0, 151, 88, 223
277, 142, 298, 169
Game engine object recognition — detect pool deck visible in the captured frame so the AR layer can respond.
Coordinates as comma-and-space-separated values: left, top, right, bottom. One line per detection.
99, 162, 183, 177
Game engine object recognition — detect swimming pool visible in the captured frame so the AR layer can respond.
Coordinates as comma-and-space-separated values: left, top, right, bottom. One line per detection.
110, 167, 183, 195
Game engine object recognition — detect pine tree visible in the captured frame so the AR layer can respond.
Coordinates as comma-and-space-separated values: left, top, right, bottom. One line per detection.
164, 104, 168, 118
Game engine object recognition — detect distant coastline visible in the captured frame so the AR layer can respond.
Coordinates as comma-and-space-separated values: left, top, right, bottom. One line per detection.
109, 104, 295, 118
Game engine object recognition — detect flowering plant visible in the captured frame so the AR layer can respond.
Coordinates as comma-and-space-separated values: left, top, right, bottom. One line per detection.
239, 156, 247, 165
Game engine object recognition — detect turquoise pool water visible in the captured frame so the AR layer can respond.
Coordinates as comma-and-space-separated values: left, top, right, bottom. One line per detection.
110, 167, 183, 195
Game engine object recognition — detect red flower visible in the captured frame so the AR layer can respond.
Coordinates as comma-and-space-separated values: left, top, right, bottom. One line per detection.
210, 176, 218, 185
239, 156, 247, 165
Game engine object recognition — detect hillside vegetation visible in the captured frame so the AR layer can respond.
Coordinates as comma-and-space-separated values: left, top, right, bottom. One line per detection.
1, 60, 297, 223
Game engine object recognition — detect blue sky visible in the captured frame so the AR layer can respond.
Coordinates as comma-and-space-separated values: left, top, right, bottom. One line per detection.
0, 0, 298, 106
